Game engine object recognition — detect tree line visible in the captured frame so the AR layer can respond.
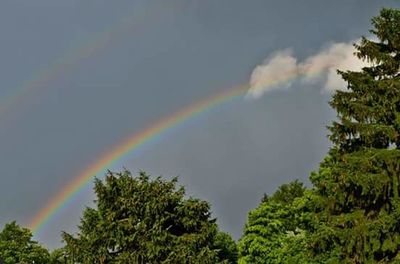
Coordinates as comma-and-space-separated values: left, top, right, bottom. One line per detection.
1, 8, 400, 263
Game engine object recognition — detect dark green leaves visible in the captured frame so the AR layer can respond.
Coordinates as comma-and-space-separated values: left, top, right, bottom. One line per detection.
63, 170, 236, 264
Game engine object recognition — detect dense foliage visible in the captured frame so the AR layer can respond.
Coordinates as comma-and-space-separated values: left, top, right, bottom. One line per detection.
309, 8, 400, 263
0, 221, 50, 264
62, 170, 236, 263
238, 181, 310, 263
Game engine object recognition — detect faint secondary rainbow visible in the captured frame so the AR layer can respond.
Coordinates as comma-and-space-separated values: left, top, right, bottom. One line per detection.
29, 65, 327, 235
0, 2, 168, 119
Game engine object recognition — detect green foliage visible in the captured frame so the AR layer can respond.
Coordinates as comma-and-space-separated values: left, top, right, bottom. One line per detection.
238, 181, 310, 263
213, 231, 238, 264
63, 170, 236, 263
265, 180, 305, 205
49, 248, 68, 264
309, 8, 400, 263
0, 221, 50, 264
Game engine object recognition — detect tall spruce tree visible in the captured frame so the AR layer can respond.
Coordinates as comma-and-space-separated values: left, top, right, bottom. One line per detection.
310, 8, 400, 263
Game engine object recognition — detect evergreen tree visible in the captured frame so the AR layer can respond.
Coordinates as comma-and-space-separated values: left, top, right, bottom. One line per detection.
0, 221, 50, 264
310, 8, 400, 263
63, 170, 236, 264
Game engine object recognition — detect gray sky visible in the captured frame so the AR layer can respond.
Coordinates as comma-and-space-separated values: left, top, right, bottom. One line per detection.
0, 0, 399, 249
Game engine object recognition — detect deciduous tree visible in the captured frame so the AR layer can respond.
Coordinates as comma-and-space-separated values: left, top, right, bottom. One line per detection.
238, 180, 309, 263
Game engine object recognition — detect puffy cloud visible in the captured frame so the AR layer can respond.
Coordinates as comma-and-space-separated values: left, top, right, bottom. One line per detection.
247, 49, 297, 99
247, 40, 368, 98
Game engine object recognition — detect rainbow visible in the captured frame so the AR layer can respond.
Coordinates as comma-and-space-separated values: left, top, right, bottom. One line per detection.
29, 84, 249, 234
29, 62, 328, 236
0, 2, 168, 119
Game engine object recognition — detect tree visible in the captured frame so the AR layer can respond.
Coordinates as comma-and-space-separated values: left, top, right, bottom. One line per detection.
238, 180, 309, 263
0, 221, 50, 264
309, 8, 400, 263
63, 170, 236, 263
49, 248, 68, 264
213, 231, 238, 264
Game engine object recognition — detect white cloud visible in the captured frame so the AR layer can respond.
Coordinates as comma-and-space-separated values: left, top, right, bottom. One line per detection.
247, 40, 369, 98
247, 49, 298, 99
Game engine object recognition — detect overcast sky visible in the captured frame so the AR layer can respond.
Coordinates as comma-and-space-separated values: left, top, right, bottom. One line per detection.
1, 0, 399, 249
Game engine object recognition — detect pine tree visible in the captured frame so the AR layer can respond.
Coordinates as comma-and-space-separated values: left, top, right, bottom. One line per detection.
310, 8, 400, 263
